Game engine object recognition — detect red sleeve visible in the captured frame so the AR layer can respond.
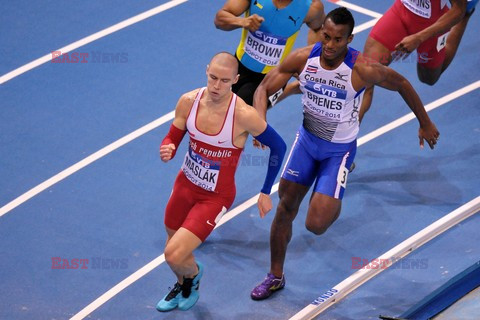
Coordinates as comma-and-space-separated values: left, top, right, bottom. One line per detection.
161, 124, 187, 159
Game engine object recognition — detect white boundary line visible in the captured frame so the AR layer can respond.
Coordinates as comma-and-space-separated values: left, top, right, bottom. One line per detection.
70, 190, 263, 320
1, 0, 474, 316
0, 111, 174, 217
69, 82, 478, 319
290, 196, 480, 320
0, 1, 379, 216
337, 0, 381, 34
333, 0, 383, 18
70, 254, 166, 320
353, 18, 380, 35
359, 80, 480, 145
0, 0, 188, 85
332, 0, 381, 34
4, 80, 478, 218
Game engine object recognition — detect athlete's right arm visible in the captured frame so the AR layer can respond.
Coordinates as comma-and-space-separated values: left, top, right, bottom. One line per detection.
353, 61, 440, 149
394, 0, 466, 58
159, 92, 194, 162
214, 0, 264, 32
419, 0, 466, 39
253, 46, 311, 119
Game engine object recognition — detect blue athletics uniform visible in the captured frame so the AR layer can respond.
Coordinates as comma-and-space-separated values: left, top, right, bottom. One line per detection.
233, 0, 312, 105
281, 43, 364, 199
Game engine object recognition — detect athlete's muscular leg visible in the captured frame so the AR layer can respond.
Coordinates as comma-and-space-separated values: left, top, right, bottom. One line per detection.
417, 14, 472, 86
359, 36, 393, 123
270, 178, 310, 278
416, 64, 442, 86
305, 192, 341, 235
164, 227, 202, 283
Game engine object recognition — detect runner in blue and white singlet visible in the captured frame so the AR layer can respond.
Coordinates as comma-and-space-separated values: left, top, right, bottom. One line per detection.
251, 7, 439, 301
279, 43, 364, 199
299, 42, 364, 143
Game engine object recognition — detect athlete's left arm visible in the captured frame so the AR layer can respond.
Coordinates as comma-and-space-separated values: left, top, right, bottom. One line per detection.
305, 0, 325, 44
395, 0, 466, 55
354, 61, 440, 150
236, 106, 287, 218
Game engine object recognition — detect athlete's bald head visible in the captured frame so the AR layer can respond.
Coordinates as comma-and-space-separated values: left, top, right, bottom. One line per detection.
209, 52, 239, 77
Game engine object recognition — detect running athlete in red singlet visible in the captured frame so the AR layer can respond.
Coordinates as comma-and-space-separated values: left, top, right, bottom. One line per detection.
164, 86, 243, 240
360, 0, 477, 122
371, 0, 453, 69
156, 52, 286, 312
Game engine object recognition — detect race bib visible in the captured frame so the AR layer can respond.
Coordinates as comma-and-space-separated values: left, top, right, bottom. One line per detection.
244, 30, 287, 67
336, 164, 349, 188
401, 0, 432, 18
268, 87, 284, 107
181, 147, 220, 191
303, 81, 347, 122
436, 31, 449, 52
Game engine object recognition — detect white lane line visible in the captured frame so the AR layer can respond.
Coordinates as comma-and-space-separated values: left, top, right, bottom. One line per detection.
0, 111, 175, 218
358, 80, 480, 146
4, 78, 478, 219
0, 14, 379, 218
69, 82, 479, 319
353, 18, 380, 34
0, 15, 377, 217
0, 0, 375, 85
70, 254, 166, 320
332, 0, 383, 18
290, 196, 480, 320
0, 1, 378, 215
70, 191, 262, 320
0, 0, 188, 85
331, 0, 382, 34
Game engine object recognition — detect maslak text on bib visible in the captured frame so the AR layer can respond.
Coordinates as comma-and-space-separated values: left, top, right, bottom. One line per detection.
181, 146, 220, 191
